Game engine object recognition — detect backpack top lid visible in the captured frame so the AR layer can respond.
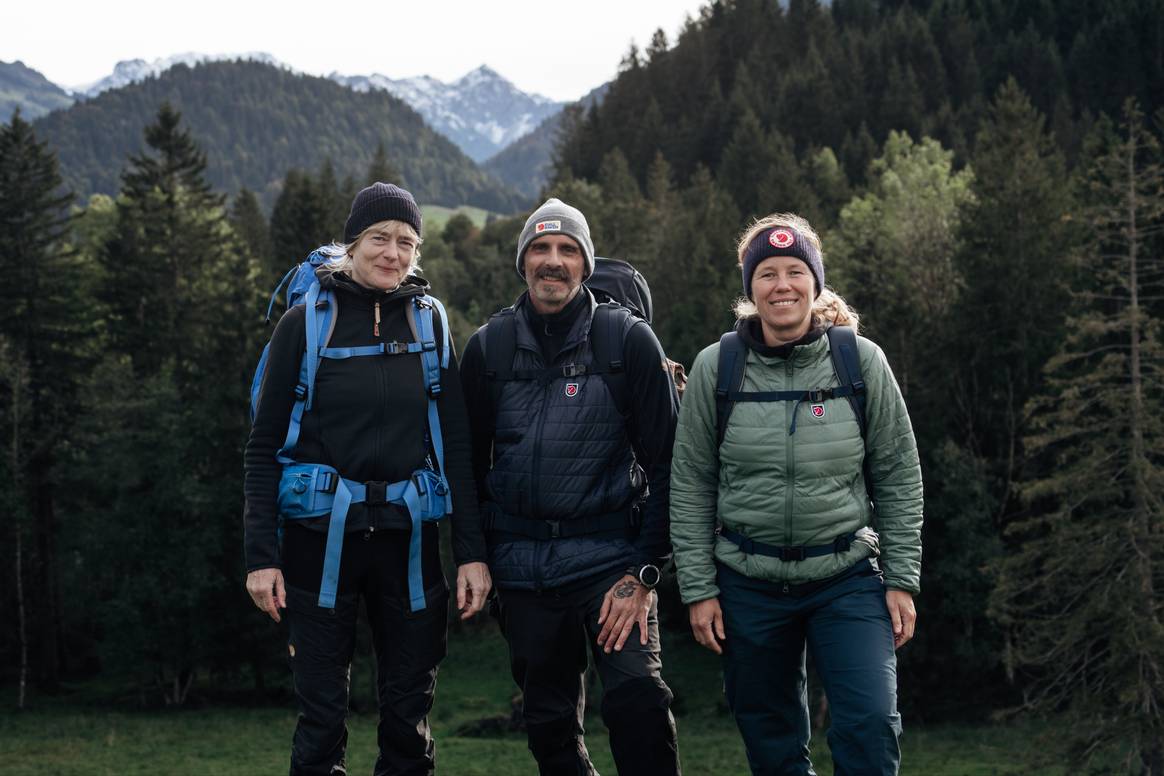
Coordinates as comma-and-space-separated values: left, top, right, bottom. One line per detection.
585, 257, 654, 324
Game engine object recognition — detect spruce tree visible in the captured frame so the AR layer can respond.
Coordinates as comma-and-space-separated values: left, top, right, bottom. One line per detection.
992, 101, 1164, 773
230, 187, 274, 284
0, 111, 91, 690
914, 80, 1075, 710
270, 168, 334, 268
81, 105, 261, 703
366, 140, 402, 187
951, 79, 1073, 495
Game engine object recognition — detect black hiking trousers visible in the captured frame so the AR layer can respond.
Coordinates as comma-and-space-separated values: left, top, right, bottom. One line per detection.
282, 523, 447, 776
496, 570, 682, 776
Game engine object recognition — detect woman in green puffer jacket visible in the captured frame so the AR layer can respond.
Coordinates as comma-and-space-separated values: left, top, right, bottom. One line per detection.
670, 212, 922, 776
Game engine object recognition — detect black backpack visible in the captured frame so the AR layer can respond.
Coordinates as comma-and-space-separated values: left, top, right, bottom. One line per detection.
714, 324, 867, 447
585, 257, 654, 324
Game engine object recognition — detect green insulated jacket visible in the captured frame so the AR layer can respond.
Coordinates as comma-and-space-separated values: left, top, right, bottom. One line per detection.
670, 324, 923, 603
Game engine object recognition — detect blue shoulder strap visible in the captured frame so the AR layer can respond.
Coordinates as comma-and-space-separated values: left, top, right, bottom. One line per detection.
408, 295, 450, 475
277, 281, 334, 464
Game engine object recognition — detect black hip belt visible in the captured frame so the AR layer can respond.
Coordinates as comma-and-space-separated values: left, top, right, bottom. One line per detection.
717, 526, 858, 561
484, 504, 636, 542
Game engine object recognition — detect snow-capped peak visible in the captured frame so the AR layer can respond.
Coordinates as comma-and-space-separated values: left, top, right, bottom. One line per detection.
71, 52, 287, 97
331, 64, 564, 162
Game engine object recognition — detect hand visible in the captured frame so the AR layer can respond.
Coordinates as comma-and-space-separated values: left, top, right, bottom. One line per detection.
246, 568, 286, 623
688, 597, 726, 654
885, 589, 916, 649
596, 575, 654, 653
456, 561, 492, 620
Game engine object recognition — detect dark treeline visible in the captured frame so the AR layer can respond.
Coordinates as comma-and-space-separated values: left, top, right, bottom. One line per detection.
1, 0, 1162, 771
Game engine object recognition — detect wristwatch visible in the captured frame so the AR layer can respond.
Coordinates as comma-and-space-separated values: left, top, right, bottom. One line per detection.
627, 563, 662, 589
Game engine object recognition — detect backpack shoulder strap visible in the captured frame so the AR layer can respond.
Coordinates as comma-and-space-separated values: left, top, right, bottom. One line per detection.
590, 302, 635, 416
276, 281, 334, 462
484, 306, 519, 383
825, 325, 866, 440
715, 331, 748, 448
407, 295, 450, 476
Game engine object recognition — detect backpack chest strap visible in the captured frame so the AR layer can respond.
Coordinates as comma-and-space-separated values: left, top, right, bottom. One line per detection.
319, 340, 433, 359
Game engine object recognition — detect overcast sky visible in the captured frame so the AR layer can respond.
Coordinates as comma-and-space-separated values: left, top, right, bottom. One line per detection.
3, 0, 708, 101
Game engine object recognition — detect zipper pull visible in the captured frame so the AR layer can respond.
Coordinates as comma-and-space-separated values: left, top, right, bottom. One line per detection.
374, 301, 381, 337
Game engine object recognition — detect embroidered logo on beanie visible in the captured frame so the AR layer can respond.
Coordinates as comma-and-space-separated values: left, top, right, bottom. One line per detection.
769, 229, 795, 249
535, 220, 562, 233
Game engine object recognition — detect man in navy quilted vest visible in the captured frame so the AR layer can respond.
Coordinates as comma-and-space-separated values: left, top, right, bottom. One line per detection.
460, 198, 682, 775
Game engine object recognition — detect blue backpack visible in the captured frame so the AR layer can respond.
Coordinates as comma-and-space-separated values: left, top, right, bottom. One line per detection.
251, 248, 452, 612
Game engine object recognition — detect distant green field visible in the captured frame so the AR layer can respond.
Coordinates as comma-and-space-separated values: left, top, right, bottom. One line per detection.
420, 204, 493, 231
0, 624, 1073, 775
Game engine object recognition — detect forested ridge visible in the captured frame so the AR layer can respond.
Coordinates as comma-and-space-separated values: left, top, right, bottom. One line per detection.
32, 59, 521, 212
2, 0, 1162, 771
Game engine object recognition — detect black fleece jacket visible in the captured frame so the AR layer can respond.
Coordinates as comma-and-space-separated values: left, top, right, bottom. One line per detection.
244, 270, 485, 572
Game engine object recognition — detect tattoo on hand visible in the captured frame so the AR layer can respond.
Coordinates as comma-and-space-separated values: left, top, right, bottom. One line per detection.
613, 580, 639, 599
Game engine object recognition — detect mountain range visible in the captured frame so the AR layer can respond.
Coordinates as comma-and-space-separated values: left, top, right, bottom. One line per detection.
334, 66, 564, 163
0, 60, 73, 121
31, 60, 522, 212
0, 53, 587, 201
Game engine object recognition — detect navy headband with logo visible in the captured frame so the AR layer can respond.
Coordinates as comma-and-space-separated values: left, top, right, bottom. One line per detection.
741, 226, 824, 299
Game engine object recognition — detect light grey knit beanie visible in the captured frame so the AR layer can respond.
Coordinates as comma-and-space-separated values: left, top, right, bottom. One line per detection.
514, 198, 595, 280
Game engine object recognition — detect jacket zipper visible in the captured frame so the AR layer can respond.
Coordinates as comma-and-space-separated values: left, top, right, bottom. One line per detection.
783, 357, 795, 588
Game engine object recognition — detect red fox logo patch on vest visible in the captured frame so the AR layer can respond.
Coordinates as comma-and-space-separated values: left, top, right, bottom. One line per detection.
811, 403, 825, 417
565, 382, 579, 397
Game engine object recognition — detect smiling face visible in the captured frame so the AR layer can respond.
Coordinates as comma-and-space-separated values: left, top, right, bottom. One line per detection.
523, 234, 585, 314
349, 222, 418, 291
750, 255, 815, 345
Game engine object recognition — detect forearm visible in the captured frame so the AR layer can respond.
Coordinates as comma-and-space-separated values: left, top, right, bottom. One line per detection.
243, 309, 305, 571
459, 331, 496, 499
438, 347, 487, 565
669, 345, 723, 603
623, 323, 679, 565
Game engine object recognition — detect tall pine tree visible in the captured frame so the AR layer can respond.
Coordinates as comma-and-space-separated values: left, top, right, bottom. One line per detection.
992, 101, 1164, 773
0, 111, 94, 691
79, 104, 262, 704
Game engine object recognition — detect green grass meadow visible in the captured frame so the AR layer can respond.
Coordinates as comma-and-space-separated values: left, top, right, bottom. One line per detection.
1, 624, 1069, 775
420, 204, 493, 231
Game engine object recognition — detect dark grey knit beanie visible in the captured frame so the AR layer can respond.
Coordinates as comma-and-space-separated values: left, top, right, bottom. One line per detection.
344, 182, 422, 243
514, 198, 595, 280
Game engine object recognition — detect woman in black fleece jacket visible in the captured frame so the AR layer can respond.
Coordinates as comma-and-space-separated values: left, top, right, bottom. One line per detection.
244, 183, 489, 776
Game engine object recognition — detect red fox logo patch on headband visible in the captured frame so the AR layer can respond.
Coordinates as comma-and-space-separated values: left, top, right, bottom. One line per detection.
769, 229, 795, 249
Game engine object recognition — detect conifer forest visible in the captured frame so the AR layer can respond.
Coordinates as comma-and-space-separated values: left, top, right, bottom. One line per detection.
2, 0, 1163, 772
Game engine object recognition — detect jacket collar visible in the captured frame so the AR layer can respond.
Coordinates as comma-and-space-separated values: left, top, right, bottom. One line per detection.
318, 269, 430, 306
737, 316, 829, 366
513, 287, 596, 362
